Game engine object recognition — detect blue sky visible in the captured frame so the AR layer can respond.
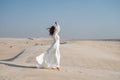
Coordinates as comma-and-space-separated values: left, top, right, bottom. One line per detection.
0, 0, 120, 39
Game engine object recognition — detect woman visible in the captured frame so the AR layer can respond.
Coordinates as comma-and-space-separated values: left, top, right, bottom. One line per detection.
36, 22, 60, 70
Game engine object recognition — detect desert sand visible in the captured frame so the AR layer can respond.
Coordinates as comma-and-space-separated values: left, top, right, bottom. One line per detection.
0, 38, 120, 80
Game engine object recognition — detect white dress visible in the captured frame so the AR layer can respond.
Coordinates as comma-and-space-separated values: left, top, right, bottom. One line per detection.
36, 22, 60, 68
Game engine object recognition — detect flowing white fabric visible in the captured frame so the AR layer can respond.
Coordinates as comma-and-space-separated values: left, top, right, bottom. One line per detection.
36, 22, 60, 68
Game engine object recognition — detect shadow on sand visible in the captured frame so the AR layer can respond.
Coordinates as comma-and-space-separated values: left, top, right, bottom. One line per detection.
0, 61, 37, 69
0, 50, 25, 61
0, 50, 37, 69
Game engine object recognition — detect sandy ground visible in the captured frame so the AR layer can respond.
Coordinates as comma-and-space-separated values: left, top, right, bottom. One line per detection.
0, 38, 120, 80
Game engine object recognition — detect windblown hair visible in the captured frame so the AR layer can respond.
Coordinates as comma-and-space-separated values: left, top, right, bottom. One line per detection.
48, 26, 56, 36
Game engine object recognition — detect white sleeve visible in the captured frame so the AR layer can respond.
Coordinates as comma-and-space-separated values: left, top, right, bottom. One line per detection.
55, 22, 60, 33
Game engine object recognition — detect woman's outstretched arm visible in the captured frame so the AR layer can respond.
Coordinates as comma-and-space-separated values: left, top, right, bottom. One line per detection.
55, 21, 60, 33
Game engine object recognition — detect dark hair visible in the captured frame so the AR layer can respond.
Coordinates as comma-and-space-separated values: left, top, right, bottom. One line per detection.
48, 26, 56, 36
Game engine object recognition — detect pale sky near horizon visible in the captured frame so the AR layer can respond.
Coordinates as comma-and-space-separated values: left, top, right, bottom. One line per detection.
0, 0, 120, 39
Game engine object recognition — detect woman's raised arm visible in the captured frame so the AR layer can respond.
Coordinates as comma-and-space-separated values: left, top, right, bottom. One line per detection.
55, 21, 60, 33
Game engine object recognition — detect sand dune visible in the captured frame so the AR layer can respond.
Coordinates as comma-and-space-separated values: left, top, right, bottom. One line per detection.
0, 38, 120, 80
